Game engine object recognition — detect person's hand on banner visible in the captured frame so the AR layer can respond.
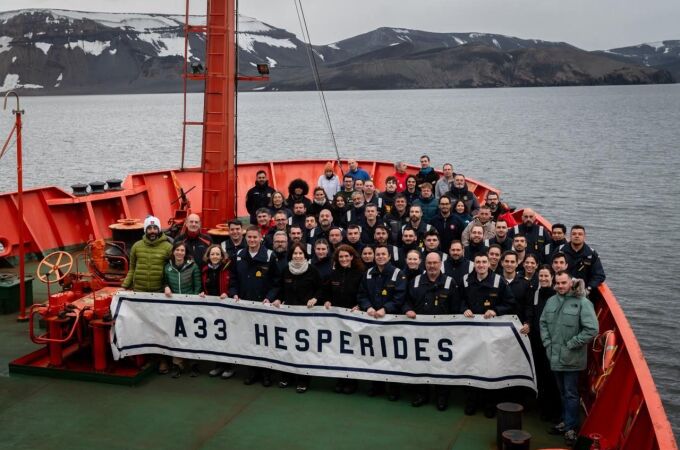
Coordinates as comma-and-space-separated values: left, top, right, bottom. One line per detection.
375, 308, 386, 318
219, 293, 227, 299
406, 310, 416, 319
164, 287, 172, 298
272, 299, 282, 308
520, 323, 530, 335
307, 298, 317, 308
483, 310, 497, 319
233, 295, 239, 302
463, 309, 474, 318
367, 307, 376, 317
324, 301, 332, 309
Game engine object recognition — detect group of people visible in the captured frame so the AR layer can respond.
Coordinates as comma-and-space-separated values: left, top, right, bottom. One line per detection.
122, 156, 603, 446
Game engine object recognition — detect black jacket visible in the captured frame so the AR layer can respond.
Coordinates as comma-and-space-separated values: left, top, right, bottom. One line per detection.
560, 243, 606, 291
280, 264, 321, 306
229, 246, 280, 301
431, 213, 465, 251
175, 232, 213, 267
443, 257, 474, 286
357, 263, 407, 313
460, 271, 516, 315
405, 272, 459, 315
321, 266, 363, 309
246, 182, 275, 223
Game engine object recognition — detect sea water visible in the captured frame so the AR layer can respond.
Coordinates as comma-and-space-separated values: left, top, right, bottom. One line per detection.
0, 85, 679, 434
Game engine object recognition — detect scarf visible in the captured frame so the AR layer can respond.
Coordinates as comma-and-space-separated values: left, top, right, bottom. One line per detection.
288, 259, 310, 275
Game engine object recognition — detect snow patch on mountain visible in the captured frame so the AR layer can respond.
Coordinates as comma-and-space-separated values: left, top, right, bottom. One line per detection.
0, 74, 43, 92
136, 33, 186, 57
644, 41, 666, 50
64, 40, 109, 56
35, 42, 52, 55
328, 43, 340, 50
0, 36, 12, 54
392, 28, 410, 34
452, 36, 466, 45
238, 34, 296, 53
266, 56, 277, 68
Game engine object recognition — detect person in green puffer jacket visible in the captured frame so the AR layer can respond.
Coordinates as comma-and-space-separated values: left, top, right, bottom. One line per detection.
540, 271, 598, 446
122, 215, 173, 292
163, 241, 202, 296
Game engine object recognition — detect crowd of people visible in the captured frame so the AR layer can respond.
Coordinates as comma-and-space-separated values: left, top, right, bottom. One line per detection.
121, 156, 604, 446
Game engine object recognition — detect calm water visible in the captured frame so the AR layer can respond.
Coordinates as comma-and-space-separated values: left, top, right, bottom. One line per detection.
1, 86, 679, 434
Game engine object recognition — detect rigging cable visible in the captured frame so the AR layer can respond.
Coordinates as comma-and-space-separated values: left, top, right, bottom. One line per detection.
293, 0, 344, 175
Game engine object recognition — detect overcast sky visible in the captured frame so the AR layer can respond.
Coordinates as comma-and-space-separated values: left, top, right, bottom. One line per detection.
3, 0, 679, 50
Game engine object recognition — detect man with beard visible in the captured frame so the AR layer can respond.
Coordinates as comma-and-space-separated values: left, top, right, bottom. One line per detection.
464, 225, 489, 260
245, 170, 275, 224
461, 205, 495, 246
175, 213, 212, 268
509, 208, 552, 256
449, 174, 480, 217
484, 192, 516, 227
271, 231, 289, 274
338, 174, 356, 206
327, 227, 345, 252
431, 195, 463, 251
443, 240, 473, 285
485, 219, 513, 252
346, 191, 366, 225
122, 216, 173, 292
400, 226, 421, 254
307, 209, 335, 246
287, 200, 308, 230
400, 205, 432, 244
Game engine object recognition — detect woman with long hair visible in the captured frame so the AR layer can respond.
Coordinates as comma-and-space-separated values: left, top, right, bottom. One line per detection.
200, 244, 235, 380
331, 193, 348, 228
162, 241, 202, 378
276, 243, 322, 393
319, 244, 365, 394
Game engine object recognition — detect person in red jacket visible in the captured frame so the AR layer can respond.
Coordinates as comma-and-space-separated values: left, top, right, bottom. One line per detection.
199, 244, 234, 380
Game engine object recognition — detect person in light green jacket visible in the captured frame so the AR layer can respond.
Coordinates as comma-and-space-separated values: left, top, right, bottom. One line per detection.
540, 271, 598, 446
122, 216, 173, 293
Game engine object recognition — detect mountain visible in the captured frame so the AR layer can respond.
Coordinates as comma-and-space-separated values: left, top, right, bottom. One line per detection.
0, 9, 674, 94
596, 40, 680, 81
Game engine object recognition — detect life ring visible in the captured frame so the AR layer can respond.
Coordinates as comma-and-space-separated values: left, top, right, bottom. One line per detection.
601, 330, 617, 372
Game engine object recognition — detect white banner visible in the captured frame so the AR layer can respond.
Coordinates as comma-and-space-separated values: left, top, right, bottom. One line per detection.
111, 291, 536, 390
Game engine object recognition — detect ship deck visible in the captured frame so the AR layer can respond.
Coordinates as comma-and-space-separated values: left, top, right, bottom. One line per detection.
0, 263, 566, 450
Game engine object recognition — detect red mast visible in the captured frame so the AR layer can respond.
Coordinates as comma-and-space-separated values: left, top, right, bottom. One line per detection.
198, 0, 237, 228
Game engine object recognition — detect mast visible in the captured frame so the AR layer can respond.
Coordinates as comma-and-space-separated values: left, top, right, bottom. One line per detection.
200, 0, 237, 228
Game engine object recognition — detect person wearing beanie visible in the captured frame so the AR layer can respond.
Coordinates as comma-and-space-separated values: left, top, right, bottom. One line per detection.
317, 162, 341, 201
121, 214, 173, 374
122, 215, 173, 293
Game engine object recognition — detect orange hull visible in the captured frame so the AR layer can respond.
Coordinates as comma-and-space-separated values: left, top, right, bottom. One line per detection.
0, 159, 676, 449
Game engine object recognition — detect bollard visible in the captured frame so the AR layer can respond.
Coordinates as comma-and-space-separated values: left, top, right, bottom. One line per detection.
502, 429, 531, 450
497, 402, 524, 449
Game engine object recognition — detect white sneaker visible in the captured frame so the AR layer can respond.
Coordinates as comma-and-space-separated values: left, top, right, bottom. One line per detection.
564, 429, 578, 446
209, 365, 224, 377
221, 367, 236, 379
